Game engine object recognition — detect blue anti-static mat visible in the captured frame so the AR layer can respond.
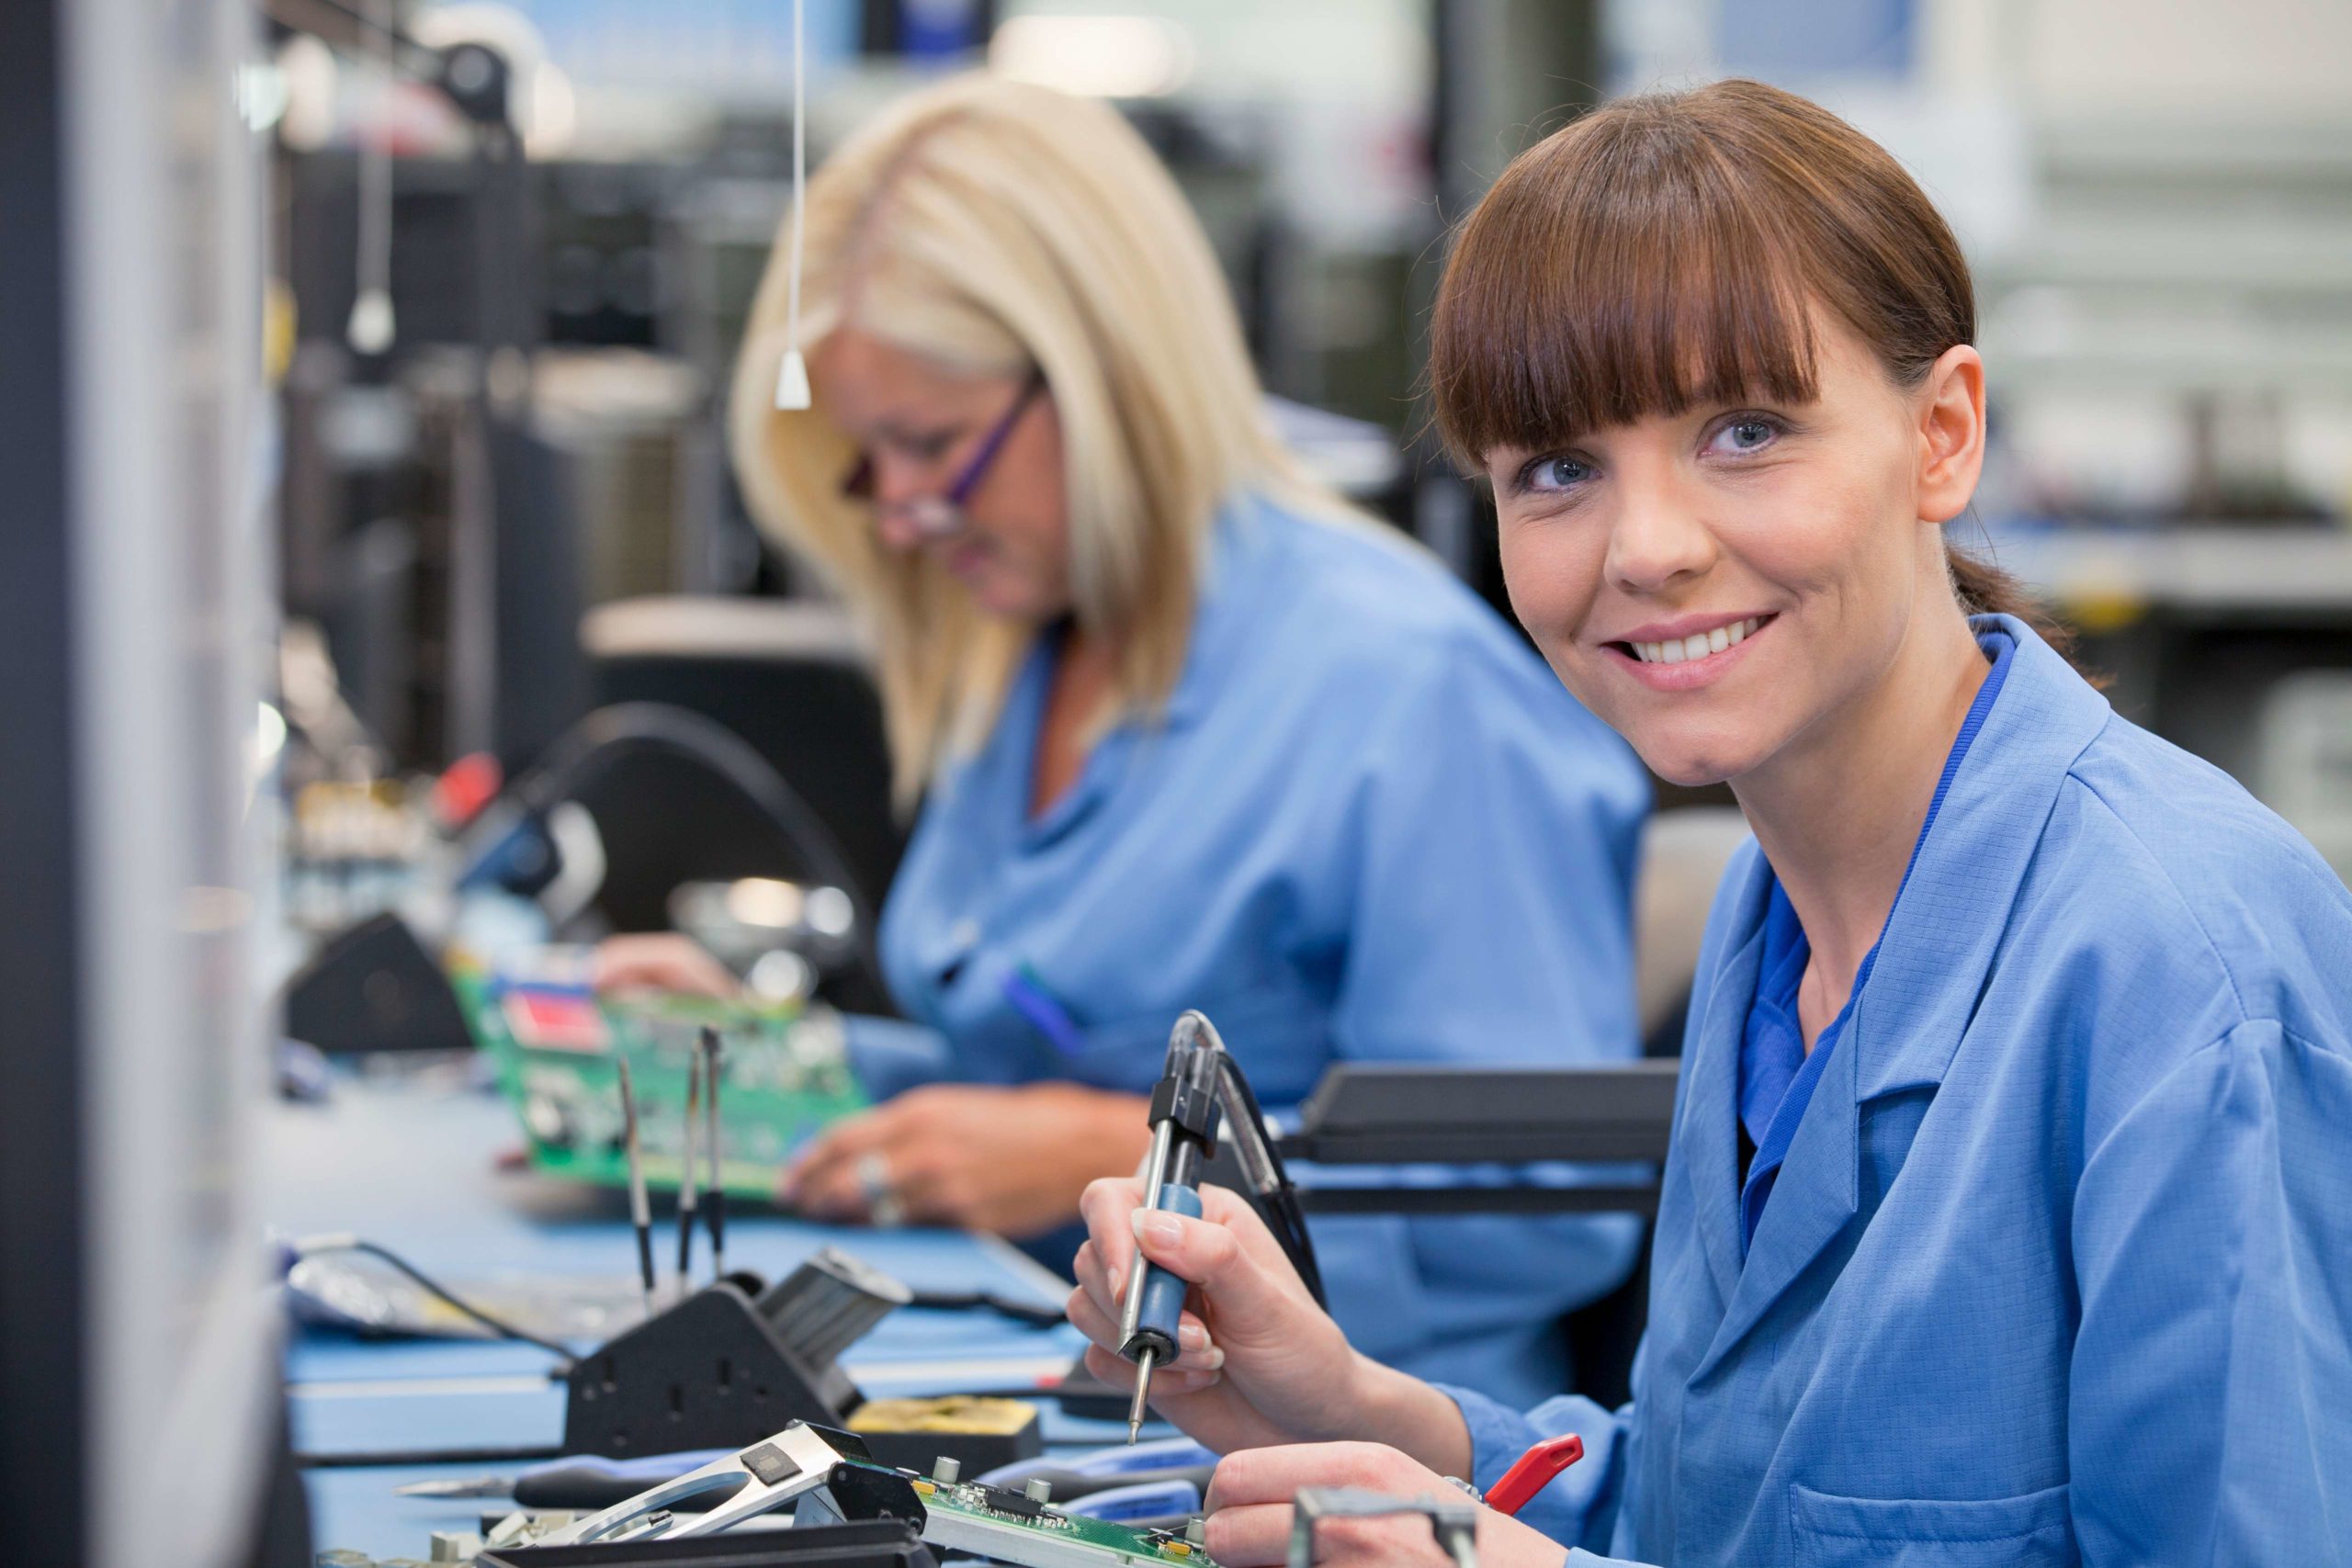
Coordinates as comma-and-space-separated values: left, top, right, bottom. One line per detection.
268, 1079, 1140, 1560
293, 1345, 1158, 1562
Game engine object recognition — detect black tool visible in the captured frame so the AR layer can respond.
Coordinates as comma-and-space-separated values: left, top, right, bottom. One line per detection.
281, 910, 473, 1055
1289, 1486, 1479, 1568
1277, 1061, 1679, 1215
474, 1517, 935, 1566
677, 1052, 703, 1287
1114, 1010, 1322, 1442
562, 1251, 874, 1454
701, 1027, 727, 1280
616, 1056, 656, 1313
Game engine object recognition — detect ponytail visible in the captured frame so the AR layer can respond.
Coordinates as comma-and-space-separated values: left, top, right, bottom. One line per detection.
1946, 543, 2101, 682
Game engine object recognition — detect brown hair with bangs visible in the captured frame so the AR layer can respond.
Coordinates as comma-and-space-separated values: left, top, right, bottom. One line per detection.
1430, 77, 2065, 646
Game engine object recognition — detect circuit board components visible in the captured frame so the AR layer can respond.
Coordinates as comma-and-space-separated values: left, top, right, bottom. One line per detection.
457, 973, 868, 1195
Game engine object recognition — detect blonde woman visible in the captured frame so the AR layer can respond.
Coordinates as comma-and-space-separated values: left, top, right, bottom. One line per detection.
610, 73, 1650, 1405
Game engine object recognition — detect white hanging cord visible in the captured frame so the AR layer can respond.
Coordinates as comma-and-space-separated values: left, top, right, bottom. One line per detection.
774, 0, 812, 410
346, 0, 398, 353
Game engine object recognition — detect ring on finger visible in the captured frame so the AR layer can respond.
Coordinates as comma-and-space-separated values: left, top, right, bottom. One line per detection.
858, 1150, 906, 1228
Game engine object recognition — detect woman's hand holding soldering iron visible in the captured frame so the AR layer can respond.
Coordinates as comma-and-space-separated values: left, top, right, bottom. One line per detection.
1068, 1175, 1374, 1455
1066, 1176, 1569, 1567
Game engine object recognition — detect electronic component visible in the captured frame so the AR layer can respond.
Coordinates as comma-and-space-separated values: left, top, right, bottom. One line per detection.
456, 974, 868, 1195
813, 1453, 1216, 1567
526, 1422, 1218, 1568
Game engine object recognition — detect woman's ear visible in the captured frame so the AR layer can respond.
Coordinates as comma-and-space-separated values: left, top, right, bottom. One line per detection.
1916, 343, 1985, 525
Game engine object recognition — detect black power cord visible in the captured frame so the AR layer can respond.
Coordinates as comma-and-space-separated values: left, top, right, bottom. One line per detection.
464, 702, 893, 1001
290, 1234, 577, 1367
1212, 1051, 1327, 1310
904, 1289, 1066, 1328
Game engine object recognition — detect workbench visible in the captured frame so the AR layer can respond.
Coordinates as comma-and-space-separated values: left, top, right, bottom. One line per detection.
266, 1071, 1114, 1562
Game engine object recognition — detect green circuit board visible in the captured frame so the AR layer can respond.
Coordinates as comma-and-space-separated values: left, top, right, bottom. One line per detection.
457, 974, 869, 1196
831, 1459, 1218, 1568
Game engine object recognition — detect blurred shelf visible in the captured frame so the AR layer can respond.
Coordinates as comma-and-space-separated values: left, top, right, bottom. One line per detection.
1980, 327, 2352, 396
1989, 523, 2352, 618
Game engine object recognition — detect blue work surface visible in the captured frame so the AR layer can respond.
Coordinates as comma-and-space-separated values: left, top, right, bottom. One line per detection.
267, 1074, 1136, 1562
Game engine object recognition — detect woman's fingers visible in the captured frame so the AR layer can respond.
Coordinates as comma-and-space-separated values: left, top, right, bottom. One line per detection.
594, 933, 739, 998
1126, 1203, 1306, 1332
1080, 1342, 1223, 1398
1204, 1444, 1427, 1511
1198, 1502, 1295, 1567
1064, 1281, 1220, 1371
1077, 1176, 1147, 1294
1203, 1446, 1465, 1568
1194, 1183, 1317, 1305
778, 1110, 893, 1215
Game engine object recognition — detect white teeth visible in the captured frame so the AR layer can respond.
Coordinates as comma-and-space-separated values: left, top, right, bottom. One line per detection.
1626, 617, 1760, 664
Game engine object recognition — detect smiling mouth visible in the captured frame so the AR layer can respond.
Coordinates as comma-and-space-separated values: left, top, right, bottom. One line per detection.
1611, 615, 1771, 666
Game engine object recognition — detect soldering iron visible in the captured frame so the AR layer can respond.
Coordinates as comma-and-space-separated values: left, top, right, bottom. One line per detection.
1115, 1010, 1322, 1442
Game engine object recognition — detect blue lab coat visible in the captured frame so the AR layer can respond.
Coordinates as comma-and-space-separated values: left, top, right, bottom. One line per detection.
865, 494, 1651, 1406
1442, 615, 2352, 1565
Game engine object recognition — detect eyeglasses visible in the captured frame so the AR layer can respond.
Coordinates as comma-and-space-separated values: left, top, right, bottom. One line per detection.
840, 369, 1047, 542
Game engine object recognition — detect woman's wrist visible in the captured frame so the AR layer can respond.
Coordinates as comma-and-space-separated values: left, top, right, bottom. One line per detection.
1061, 1085, 1153, 1172
1340, 1350, 1475, 1479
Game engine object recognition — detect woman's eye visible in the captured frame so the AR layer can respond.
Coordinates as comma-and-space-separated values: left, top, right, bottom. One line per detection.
1522, 455, 1594, 492
1708, 417, 1780, 456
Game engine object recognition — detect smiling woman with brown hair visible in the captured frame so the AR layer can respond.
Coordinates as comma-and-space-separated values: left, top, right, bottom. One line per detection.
1057, 78, 2352, 1568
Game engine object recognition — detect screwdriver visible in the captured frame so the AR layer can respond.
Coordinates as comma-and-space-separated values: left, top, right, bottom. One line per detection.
616, 1056, 655, 1314
701, 1028, 727, 1280
675, 1051, 702, 1289
1115, 1015, 1225, 1442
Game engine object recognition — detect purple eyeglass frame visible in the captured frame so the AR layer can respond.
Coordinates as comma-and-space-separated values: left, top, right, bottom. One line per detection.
841, 368, 1047, 536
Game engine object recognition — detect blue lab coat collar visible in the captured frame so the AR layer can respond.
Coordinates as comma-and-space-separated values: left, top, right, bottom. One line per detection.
1678, 615, 2113, 1362
1010, 499, 1276, 848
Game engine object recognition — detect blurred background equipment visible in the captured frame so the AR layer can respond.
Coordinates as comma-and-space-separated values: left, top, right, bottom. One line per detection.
254, 0, 2352, 915
1, 1, 299, 1565
244, 1, 2352, 1438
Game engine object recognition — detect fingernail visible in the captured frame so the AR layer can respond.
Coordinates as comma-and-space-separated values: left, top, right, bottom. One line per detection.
1132, 1210, 1182, 1247
1178, 1322, 1208, 1352
1196, 1346, 1225, 1371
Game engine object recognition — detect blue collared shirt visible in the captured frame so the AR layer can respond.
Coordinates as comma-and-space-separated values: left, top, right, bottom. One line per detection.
1736, 629, 2015, 1252
1439, 615, 2352, 1566
864, 492, 1652, 1406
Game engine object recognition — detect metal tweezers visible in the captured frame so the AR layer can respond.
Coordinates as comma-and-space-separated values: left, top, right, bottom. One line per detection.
534, 1423, 851, 1546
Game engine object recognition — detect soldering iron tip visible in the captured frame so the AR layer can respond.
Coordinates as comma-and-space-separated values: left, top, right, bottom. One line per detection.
1125, 1348, 1155, 1445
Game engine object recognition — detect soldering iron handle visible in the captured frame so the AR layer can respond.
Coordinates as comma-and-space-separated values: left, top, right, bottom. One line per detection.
1125, 1181, 1203, 1359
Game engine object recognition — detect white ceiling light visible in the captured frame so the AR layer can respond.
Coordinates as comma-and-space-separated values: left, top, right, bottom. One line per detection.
989, 15, 1194, 99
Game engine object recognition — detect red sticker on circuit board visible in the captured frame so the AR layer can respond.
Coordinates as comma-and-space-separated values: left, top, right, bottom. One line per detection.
503, 989, 612, 1053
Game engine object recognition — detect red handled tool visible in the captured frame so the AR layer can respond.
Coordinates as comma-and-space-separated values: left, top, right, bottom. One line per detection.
1487, 1434, 1586, 1517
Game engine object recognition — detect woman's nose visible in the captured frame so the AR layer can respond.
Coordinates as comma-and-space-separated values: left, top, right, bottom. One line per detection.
1603, 486, 1718, 593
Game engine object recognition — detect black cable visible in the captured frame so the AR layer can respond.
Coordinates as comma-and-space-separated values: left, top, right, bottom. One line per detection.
300, 1236, 577, 1368
487, 703, 893, 1000
1214, 1054, 1328, 1309
298, 1442, 566, 1471
904, 1289, 1067, 1327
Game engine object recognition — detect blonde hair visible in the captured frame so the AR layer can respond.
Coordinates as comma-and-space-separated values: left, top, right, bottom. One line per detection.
731, 73, 1335, 802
